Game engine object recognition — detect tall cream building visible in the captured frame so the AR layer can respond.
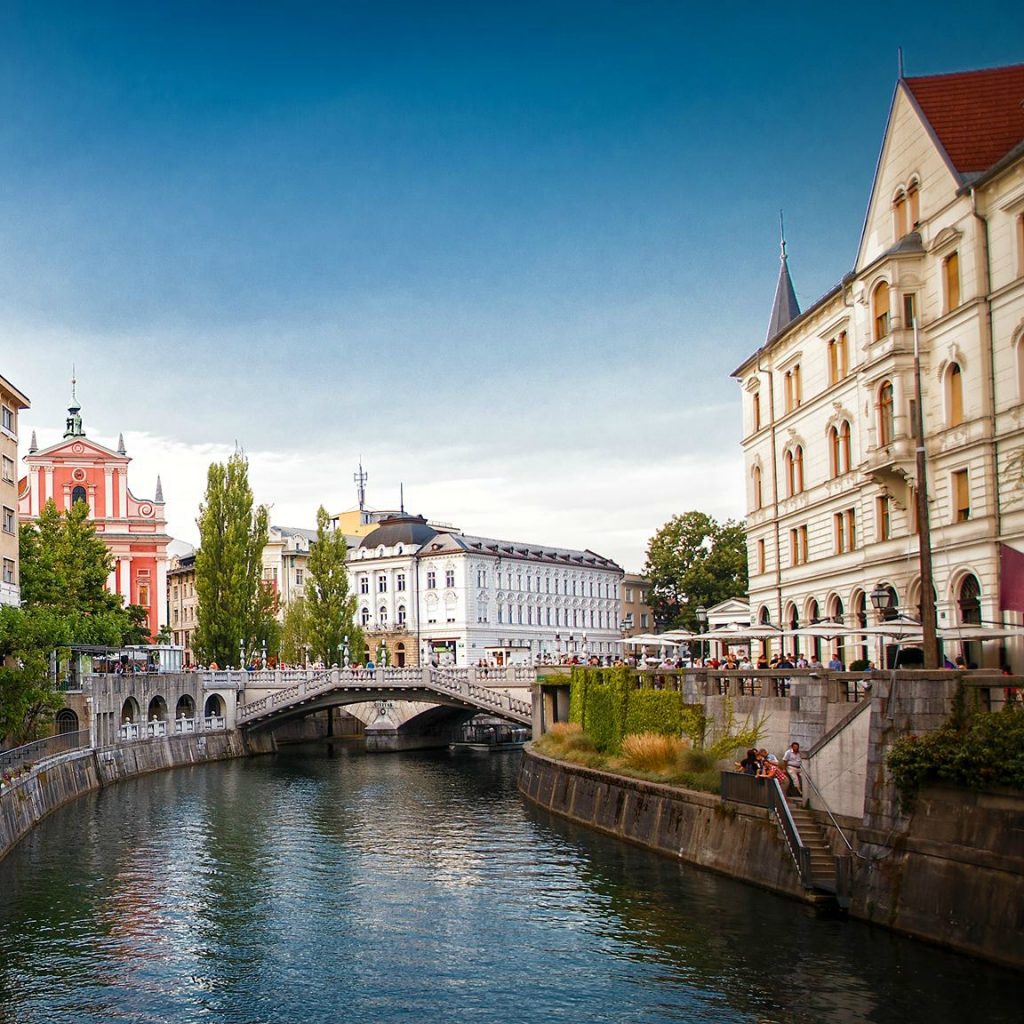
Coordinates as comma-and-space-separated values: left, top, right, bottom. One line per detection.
734, 62, 1024, 668
0, 373, 30, 606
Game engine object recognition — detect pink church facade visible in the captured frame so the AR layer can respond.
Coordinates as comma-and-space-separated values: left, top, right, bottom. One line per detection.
18, 398, 170, 639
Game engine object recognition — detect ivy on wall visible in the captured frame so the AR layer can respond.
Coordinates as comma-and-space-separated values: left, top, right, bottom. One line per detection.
568, 666, 705, 754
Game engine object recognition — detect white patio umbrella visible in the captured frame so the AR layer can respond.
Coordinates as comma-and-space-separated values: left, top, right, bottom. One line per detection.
938, 623, 1024, 642
782, 623, 851, 641
622, 634, 682, 646
852, 621, 924, 640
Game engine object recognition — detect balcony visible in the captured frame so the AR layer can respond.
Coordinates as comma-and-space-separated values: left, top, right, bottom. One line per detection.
864, 437, 915, 504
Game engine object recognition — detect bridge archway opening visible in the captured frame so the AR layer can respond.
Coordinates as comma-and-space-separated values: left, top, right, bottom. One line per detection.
396, 643, 406, 668
175, 695, 196, 719
56, 708, 79, 734
205, 694, 226, 718
148, 696, 168, 721
121, 697, 141, 723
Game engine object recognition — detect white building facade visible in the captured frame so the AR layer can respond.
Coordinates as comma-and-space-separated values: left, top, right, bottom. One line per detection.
734, 63, 1024, 668
349, 514, 623, 666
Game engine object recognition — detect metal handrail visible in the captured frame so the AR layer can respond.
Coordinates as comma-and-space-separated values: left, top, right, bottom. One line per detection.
768, 777, 813, 887
802, 765, 861, 857
0, 730, 91, 774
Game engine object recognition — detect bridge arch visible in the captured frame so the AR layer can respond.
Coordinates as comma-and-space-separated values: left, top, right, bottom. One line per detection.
121, 697, 141, 723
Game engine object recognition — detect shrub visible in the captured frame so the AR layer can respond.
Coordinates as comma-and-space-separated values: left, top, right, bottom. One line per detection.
679, 748, 716, 773
887, 689, 1024, 805
618, 732, 684, 773
849, 659, 870, 672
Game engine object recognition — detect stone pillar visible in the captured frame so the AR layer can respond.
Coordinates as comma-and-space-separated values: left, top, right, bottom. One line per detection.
104, 468, 113, 518
44, 467, 54, 508
118, 556, 132, 602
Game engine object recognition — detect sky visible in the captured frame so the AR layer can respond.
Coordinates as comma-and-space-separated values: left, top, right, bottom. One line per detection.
3, 1, 1023, 570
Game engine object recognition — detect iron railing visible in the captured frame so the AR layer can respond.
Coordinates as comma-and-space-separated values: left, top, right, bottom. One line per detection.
768, 777, 813, 888
0, 730, 91, 774
719, 771, 772, 807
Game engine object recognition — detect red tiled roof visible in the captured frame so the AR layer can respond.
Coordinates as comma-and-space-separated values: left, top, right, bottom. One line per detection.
905, 63, 1024, 175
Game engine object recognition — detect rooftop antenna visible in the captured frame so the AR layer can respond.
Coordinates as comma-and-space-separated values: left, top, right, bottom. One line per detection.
354, 459, 368, 513
779, 209, 787, 260
71, 364, 77, 405
399, 482, 405, 514
897, 47, 904, 79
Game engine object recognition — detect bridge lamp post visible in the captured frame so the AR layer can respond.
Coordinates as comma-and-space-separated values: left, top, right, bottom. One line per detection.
261, 638, 267, 669
343, 635, 350, 667
239, 639, 245, 671
696, 605, 709, 664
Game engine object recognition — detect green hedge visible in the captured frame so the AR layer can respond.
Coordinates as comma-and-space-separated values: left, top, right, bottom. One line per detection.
887, 688, 1024, 801
568, 666, 700, 754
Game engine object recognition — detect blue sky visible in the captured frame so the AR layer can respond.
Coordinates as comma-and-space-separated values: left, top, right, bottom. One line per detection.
4, 2, 1023, 569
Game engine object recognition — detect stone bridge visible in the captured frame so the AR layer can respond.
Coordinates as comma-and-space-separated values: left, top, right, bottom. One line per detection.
60, 665, 536, 753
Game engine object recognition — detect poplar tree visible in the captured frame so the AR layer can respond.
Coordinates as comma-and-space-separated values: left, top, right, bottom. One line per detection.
193, 452, 271, 667
305, 505, 363, 665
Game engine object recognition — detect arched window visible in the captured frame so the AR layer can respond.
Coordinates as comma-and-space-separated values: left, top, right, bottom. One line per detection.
828, 426, 840, 478
379, 606, 388, 625
785, 446, 804, 496
878, 381, 895, 446
840, 421, 851, 472
1017, 335, 1024, 403
752, 465, 763, 510
71, 485, 87, 507
397, 604, 407, 625
752, 390, 761, 432
947, 362, 964, 426
873, 282, 891, 340
893, 189, 907, 238
958, 574, 982, 625
360, 607, 370, 626
958, 574, 982, 667
907, 180, 920, 227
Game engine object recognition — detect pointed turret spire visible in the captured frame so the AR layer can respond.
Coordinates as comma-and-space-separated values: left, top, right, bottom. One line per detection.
28, 430, 38, 454
766, 212, 801, 342
155, 475, 164, 503
117, 432, 126, 455
63, 368, 85, 438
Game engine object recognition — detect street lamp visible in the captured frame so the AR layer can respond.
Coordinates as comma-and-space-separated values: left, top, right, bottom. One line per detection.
869, 583, 894, 620
342, 635, 350, 667
239, 639, 245, 671
261, 638, 267, 669
695, 605, 708, 662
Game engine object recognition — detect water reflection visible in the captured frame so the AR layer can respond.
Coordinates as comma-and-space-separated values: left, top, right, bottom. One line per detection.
0, 745, 1017, 1024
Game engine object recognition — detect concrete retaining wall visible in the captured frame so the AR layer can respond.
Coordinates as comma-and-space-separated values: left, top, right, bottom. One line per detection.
519, 747, 811, 903
0, 731, 254, 865
853, 784, 1024, 970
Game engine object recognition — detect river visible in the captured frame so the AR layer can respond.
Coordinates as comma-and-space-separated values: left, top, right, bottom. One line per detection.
0, 744, 1017, 1023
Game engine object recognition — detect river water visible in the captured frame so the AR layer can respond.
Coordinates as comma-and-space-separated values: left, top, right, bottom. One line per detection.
0, 745, 1017, 1024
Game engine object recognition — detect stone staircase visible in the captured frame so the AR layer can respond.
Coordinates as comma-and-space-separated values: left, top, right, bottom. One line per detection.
785, 798, 837, 895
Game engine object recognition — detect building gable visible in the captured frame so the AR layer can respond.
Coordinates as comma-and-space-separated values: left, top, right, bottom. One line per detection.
856, 83, 961, 273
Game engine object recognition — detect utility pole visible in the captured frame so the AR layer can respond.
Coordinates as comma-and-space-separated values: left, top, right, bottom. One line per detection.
913, 319, 940, 668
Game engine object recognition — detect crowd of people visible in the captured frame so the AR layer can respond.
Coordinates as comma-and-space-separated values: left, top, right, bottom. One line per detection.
736, 742, 803, 796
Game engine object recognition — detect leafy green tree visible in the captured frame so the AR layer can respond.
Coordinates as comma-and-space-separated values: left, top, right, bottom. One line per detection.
193, 452, 271, 667
280, 597, 310, 664
305, 505, 363, 665
643, 511, 748, 630
1, 499, 148, 742
0, 605, 65, 743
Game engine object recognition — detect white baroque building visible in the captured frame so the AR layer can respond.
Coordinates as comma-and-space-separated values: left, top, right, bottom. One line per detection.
348, 513, 623, 666
733, 62, 1024, 668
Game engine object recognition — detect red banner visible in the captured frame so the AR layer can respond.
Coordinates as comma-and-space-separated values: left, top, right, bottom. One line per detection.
999, 543, 1024, 612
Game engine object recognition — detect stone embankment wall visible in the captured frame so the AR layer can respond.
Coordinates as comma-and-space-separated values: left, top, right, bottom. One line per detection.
519, 748, 810, 903
0, 731, 266, 864
853, 784, 1024, 970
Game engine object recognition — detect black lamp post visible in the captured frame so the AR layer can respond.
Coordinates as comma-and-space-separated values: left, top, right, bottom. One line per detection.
696, 605, 708, 662
869, 583, 894, 621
